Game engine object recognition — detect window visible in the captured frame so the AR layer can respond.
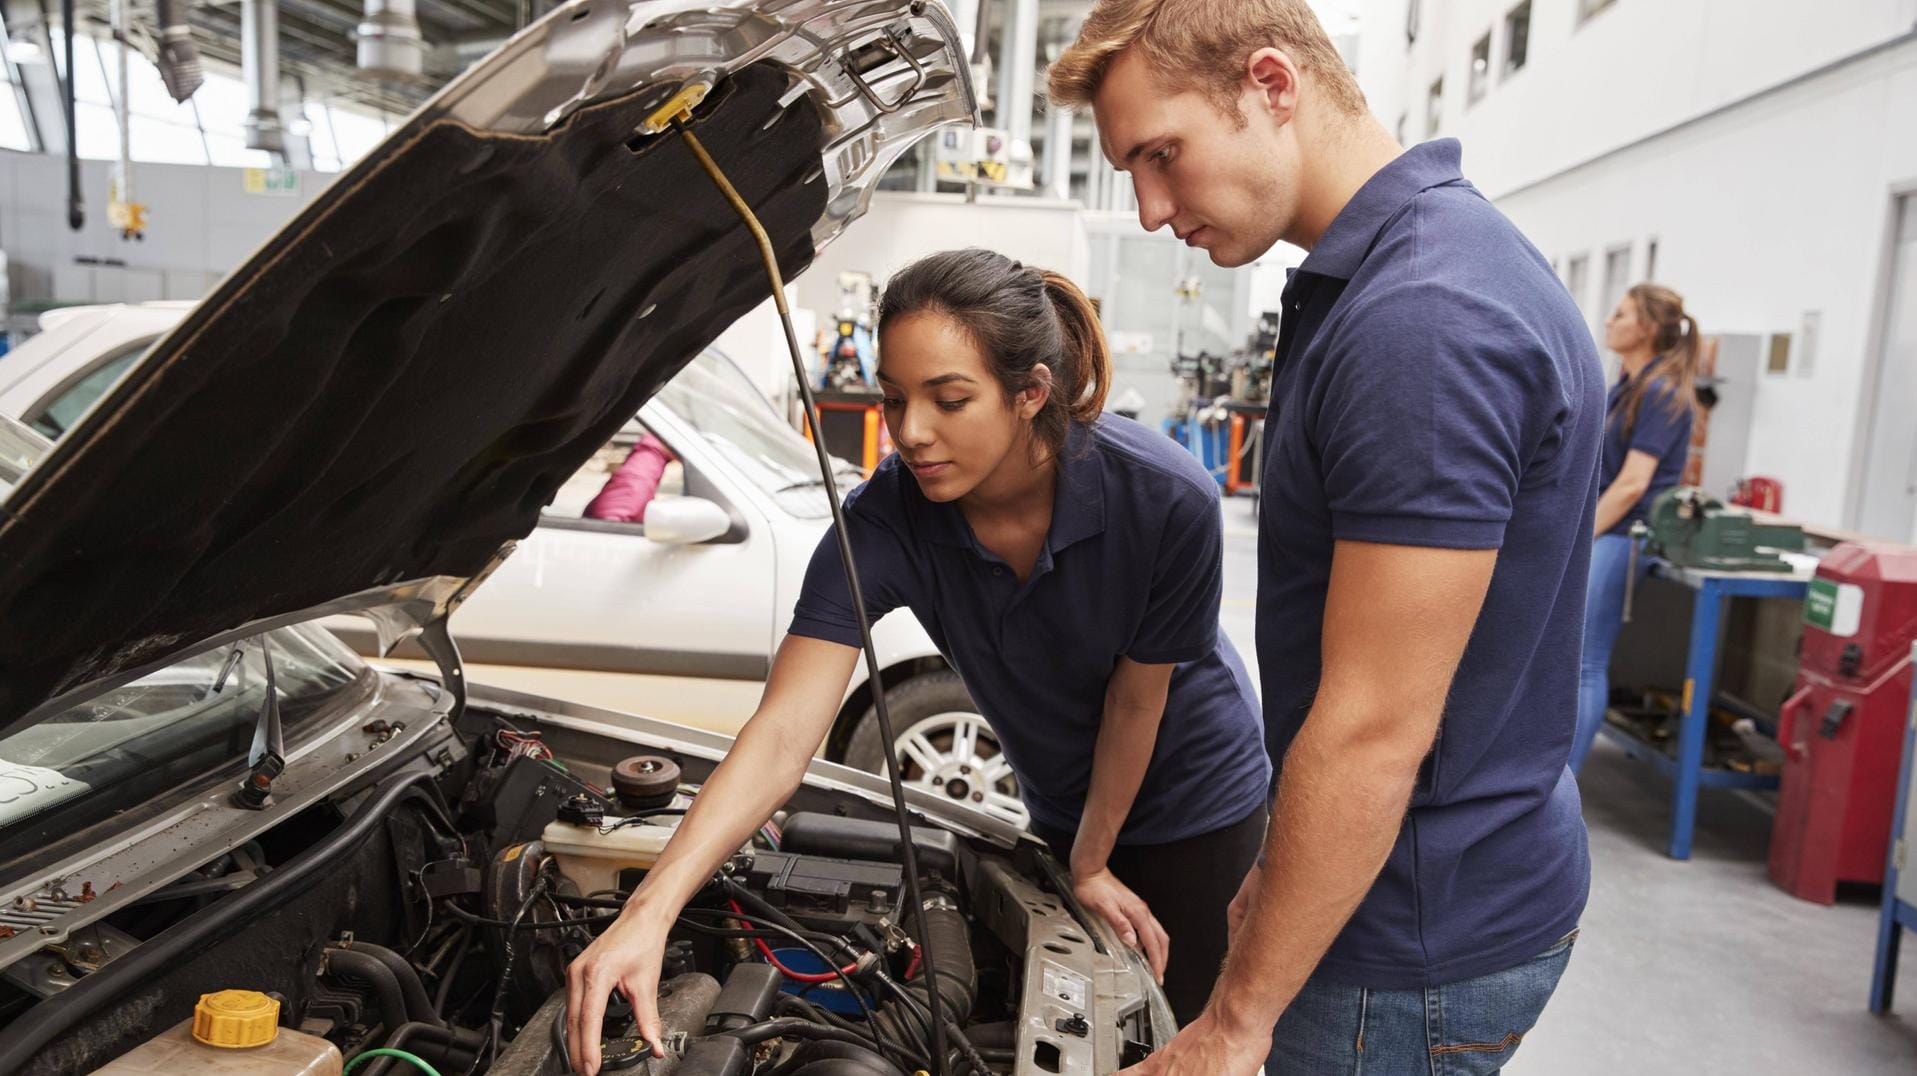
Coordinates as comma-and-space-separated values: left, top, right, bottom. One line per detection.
1503, 2, 1531, 78
29, 342, 153, 439
1469, 33, 1492, 105
47, 29, 209, 164
1426, 77, 1444, 136
1600, 244, 1633, 327
1565, 255, 1591, 318
0, 11, 36, 151
1578, 0, 1617, 25
324, 103, 392, 169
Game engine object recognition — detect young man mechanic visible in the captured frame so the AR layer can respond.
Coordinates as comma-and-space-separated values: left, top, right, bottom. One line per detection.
1049, 2, 1604, 1072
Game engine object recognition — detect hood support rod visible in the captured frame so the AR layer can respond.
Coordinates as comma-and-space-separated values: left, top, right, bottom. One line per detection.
656, 95, 952, 1074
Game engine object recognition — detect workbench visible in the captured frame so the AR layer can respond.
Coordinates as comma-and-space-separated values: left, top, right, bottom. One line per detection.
1598, 554, 1817, 859
1869, 640, 1917, 1014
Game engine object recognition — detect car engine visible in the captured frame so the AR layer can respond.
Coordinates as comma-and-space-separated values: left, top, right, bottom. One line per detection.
0, 694, 1168, 1075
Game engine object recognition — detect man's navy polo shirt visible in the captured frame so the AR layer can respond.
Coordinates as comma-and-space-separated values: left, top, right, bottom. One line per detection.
1601, 358, 1695, 537
789, 416, 1270, 845
1257, 140, 1602, 988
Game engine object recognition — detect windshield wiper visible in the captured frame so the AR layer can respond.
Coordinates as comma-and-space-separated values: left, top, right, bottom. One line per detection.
230, 635, 284, 811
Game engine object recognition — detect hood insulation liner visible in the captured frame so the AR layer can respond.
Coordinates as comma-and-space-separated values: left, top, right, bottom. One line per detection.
0, 64, 826, 730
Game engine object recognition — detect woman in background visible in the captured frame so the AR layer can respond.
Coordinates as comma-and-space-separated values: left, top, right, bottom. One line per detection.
1571, 284, 1704, 773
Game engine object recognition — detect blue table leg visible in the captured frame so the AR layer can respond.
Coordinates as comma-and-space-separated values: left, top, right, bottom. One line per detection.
1871, 700, 1917, 1013
1670, 578, 1723, 860
1873, 907, 1903, 1014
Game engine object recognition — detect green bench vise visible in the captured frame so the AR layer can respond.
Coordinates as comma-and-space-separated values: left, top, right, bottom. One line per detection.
1632, 487, 1806, 573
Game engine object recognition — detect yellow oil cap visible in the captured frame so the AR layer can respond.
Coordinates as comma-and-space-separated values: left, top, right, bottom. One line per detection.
191, 990, 280, 1048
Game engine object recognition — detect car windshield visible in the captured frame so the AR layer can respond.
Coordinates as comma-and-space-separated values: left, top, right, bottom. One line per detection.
0, 625, 365, 851
650, 350, 858, 496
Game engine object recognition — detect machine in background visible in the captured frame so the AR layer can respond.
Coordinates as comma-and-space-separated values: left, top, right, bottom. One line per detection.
1771, 543, 1917, 903
1161, 311, 1278, 496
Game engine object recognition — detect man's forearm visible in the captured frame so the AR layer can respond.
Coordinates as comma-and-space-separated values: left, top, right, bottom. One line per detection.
1208, 705, 1425, 1033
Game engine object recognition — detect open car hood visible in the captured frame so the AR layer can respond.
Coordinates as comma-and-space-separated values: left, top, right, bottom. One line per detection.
0, 0, 974, 733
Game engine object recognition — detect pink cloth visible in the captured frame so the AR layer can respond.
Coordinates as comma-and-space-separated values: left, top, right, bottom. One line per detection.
584, 435, 671, 523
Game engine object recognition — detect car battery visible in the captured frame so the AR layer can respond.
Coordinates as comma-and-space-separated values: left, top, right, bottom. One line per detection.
1770, 542, 1917, 904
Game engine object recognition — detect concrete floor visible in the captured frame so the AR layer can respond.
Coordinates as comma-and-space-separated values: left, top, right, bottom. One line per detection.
1215, 499, 1917, 1074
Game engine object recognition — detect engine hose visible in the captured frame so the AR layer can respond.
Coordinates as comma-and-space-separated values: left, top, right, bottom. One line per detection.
723, 1017, 895, 1050
872, 906, 974, 1050
0, 770, 448, 1073
325, 948, 414, 1037
360, 1022, 485, 1076
348, 940, 444, 1028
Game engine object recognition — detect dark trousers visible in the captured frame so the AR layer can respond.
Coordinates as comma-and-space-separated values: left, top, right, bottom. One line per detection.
1034, 806, 1268, 1026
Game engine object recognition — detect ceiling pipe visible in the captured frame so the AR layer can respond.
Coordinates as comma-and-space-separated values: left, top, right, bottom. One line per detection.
152, 0, 204, 101
357, 0, 424, 80
241, 0, 286, 156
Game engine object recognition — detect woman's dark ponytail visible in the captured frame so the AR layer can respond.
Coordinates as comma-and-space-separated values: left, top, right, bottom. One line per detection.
1041, 270, 1112, 425
878, 248, 1110, 457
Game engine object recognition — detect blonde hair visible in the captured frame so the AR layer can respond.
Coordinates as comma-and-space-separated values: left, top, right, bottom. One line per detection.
1047, 0, 1367, 119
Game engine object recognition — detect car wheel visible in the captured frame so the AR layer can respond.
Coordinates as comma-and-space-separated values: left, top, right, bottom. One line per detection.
844, 671, 1029, 829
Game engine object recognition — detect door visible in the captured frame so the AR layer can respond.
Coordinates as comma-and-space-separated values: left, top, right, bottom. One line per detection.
1860, 194, 1917, 543
361, 351, 788, 731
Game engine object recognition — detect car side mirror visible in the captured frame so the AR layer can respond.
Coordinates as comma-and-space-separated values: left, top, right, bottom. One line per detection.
643, 496, 732, 545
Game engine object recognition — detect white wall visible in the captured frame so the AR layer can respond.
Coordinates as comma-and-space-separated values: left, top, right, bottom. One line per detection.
795, 192, 1094, 316
0, 149, 332, 307
1359, 0, 1917, 197
1497, 37, 1917, 530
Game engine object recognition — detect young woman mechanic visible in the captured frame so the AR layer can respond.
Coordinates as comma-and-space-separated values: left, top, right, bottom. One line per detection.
564, 248, 1270, 1072
1571, 283, 1703, 772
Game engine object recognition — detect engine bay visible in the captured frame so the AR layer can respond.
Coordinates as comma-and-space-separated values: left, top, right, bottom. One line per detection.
0, 692, 1169, 1074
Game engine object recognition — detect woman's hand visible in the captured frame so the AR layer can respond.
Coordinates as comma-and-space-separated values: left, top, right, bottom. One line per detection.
1073, 867, 1169, 982
565, 902, 674, 1075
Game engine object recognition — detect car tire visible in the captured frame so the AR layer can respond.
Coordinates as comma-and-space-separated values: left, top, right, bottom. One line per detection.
844, 671, 1028, 829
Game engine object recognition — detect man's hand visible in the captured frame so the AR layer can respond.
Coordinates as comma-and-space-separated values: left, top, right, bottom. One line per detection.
1117, 1007, 1268, 1075
1226, 862, 1262, 946
1073, 867, 1169, 981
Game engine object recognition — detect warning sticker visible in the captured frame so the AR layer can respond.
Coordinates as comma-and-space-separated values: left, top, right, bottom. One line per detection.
1042, 962, 1089, 1010
1805, 579, 1864, 638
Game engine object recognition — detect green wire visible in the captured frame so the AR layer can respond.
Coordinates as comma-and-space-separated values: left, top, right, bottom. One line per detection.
343, 1047, 443, 1076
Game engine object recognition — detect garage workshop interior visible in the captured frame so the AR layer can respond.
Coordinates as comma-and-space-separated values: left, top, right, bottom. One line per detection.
1, 0, 1916, 1074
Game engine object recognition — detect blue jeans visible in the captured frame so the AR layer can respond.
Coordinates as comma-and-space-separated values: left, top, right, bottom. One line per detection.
1571, 534, 1646, 773
1268, 929, 1578, 1075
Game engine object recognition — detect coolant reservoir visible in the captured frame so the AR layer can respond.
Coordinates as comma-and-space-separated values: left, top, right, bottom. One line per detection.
542, 818, 681, 895
95, 990, 342, 1074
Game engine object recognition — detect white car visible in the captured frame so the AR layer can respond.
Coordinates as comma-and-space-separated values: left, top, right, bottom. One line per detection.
0, 304, 1028, 828
0, 3, 1170, 1072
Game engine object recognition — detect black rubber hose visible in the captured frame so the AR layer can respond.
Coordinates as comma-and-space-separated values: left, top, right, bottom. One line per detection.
348, 940, 443, 1028
725, 1017, 892, 1050
360, 1021, 486, 1076
324, 948, 412, 1036
874, 905, 974, 1047
432, 929, 475, 1015
0, 770, 447, 1072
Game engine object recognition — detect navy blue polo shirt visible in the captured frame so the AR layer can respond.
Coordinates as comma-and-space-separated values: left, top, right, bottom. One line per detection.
1257, 140, 1602, 989
788, 415, 1270, 845
1600, 358, 1694, 537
